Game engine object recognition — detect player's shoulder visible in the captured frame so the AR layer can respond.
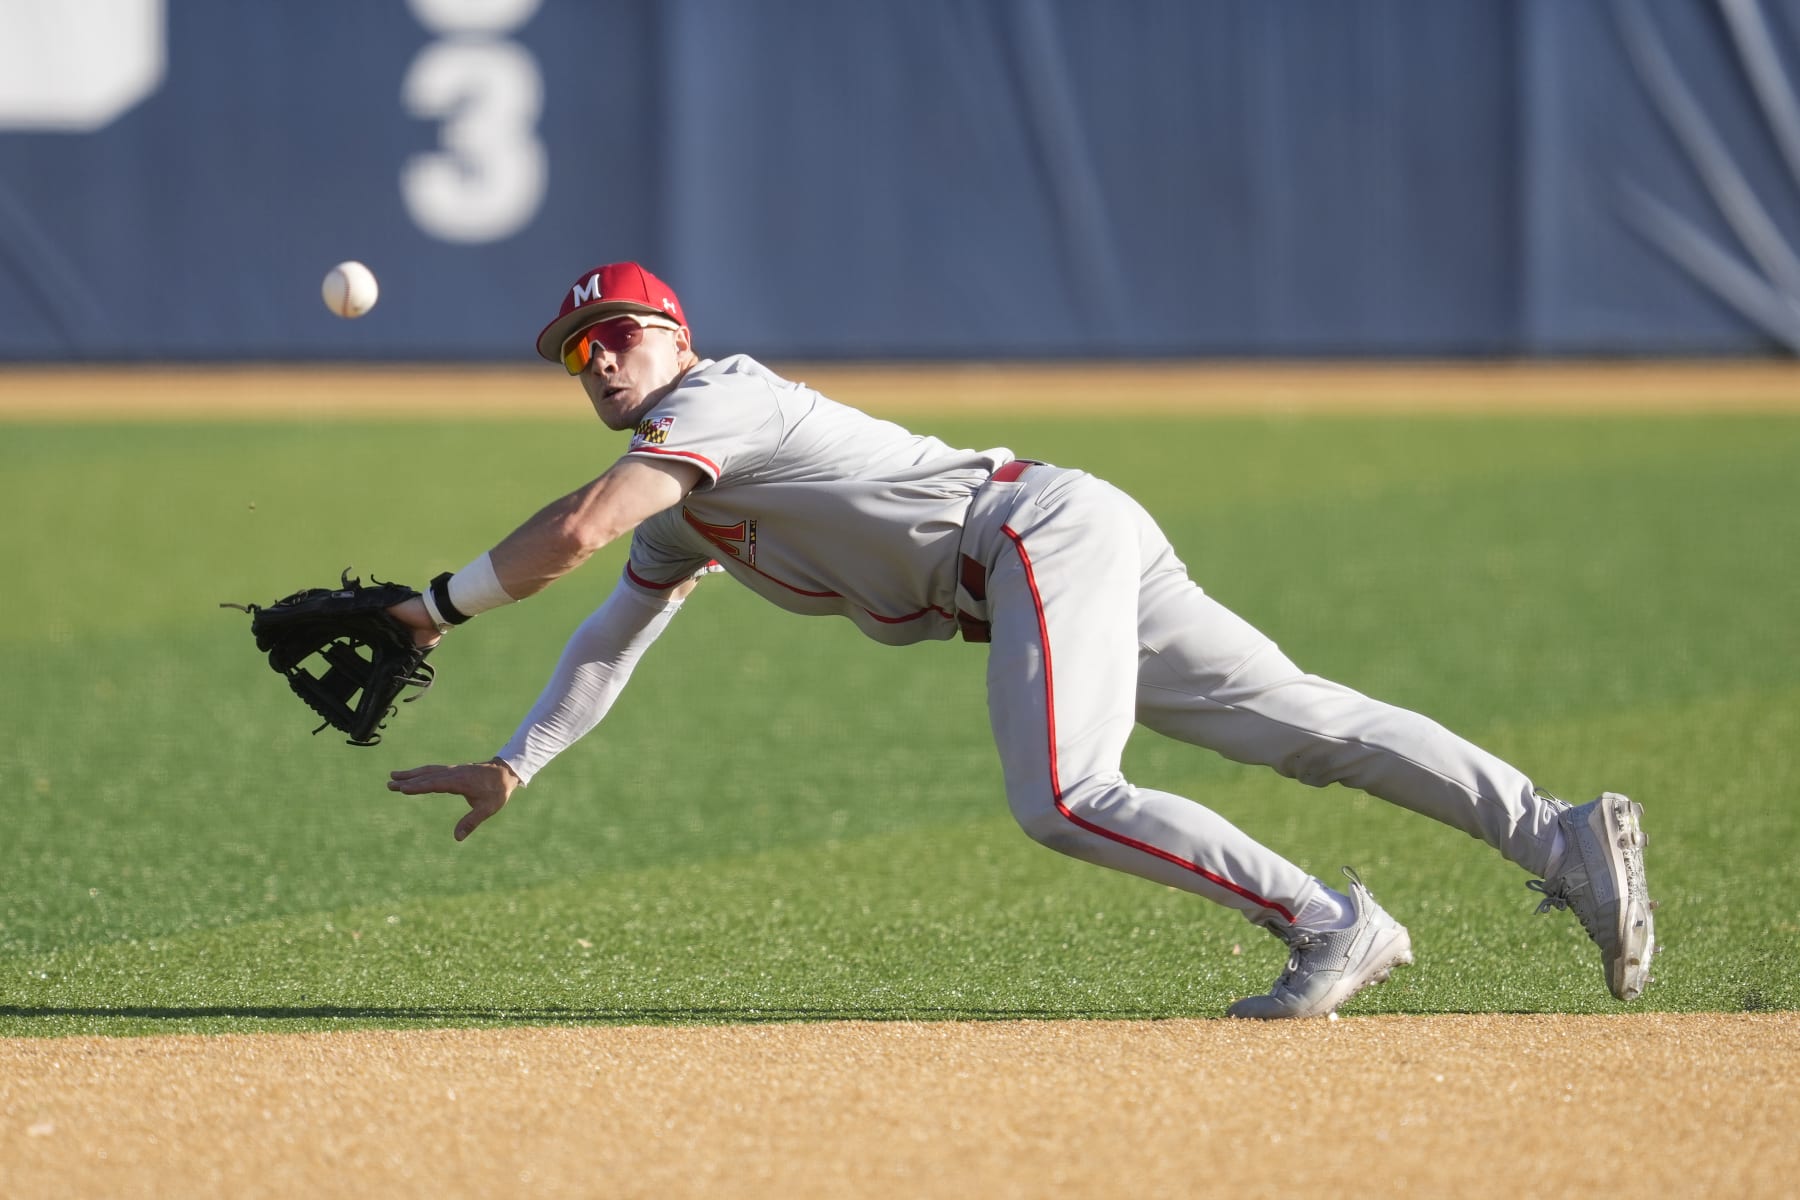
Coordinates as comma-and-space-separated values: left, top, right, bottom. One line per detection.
650, 354, 820, 431
643, 356, 786, 424
673, 354, 794, 399
626, 356, 792, 474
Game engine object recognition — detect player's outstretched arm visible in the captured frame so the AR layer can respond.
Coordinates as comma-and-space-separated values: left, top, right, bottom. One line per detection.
388, 758, 520, 842
384, 454, 700, 645
491, 456, 702, 599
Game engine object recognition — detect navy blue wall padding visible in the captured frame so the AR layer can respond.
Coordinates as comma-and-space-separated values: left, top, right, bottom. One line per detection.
1, 0, 1796, 361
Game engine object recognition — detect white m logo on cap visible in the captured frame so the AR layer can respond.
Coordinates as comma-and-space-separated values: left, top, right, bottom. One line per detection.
572, 274, 603, 305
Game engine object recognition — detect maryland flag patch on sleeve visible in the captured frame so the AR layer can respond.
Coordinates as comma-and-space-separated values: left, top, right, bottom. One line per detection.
631, 415, 677, 447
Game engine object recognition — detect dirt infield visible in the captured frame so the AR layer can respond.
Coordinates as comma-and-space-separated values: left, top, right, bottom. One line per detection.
1, 359, 1797, 419
4, 1014, 1795, 1199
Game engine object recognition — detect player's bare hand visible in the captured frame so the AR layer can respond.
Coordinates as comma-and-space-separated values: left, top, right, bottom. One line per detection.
387, 759, 519, 841
386, 596, 443, 648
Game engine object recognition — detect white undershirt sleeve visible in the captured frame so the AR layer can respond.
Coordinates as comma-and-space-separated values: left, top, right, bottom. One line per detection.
493, 578, 685, 785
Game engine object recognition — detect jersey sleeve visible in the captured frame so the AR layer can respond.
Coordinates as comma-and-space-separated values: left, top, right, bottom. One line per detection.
492, 581, 687, 785
624, 506, 715, 593
624, 363, 782, 487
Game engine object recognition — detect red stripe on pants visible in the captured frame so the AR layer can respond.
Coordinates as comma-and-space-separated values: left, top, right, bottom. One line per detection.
999, 524, 1295, 922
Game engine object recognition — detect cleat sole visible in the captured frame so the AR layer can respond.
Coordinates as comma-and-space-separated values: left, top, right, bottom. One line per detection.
1603, 795, 1655, 1001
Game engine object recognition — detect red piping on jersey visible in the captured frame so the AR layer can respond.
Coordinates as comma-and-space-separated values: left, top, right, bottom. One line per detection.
999, 524, 1296, 923
625, 563, 691, 591
679, 509, 955, 625
866, 604, 957, 624
630, 445, 720, 477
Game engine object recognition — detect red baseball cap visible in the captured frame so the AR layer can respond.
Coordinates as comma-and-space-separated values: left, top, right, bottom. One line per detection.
534, 262, 689, 363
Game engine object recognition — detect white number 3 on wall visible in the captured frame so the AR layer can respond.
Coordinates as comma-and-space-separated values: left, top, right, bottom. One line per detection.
401, 0, 547, 244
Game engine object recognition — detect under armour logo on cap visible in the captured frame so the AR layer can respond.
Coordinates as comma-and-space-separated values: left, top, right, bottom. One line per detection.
535, 261, 689, 363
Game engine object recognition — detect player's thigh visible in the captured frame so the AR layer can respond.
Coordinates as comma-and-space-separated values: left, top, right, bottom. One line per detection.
1133, 581, 1321, 765
985, 489, 1143, 811
1136, 575, 1291, 697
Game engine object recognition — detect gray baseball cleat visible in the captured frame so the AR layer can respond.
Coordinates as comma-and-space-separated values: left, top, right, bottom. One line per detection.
1528, 791, 1656, 1001
1227, 868, 1413, 1020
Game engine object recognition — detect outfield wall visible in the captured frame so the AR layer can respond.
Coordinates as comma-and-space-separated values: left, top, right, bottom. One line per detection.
2, 1, 1799, 362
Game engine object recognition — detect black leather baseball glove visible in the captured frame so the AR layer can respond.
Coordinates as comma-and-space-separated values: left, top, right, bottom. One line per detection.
226, 570, 435, 746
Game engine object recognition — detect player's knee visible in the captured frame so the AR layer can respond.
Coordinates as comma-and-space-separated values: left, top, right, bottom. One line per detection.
1008, 772, 1132, 850
1278, 740, 1381, 789
1011, 802, 1076, 850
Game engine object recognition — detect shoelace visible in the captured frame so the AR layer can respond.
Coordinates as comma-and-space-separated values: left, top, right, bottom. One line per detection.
1525, 878, 1570, 916
1527, 877, 1607, 950
1272, 933, 1325, 987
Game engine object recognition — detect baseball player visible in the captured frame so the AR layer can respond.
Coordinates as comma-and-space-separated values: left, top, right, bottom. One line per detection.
385, 262, 1657, 1018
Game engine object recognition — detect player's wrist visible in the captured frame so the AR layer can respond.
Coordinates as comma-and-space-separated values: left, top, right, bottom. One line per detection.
419, 584, 456, 632
426, 552, 516, 629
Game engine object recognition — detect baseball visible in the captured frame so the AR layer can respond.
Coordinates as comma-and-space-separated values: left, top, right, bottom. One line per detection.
322, 260, 379, 319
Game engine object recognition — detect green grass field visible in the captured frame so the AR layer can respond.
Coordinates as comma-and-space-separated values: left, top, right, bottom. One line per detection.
4, 411, 1797, 1035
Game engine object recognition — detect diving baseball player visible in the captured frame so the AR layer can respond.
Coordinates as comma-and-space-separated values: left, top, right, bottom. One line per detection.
386, 262, 1657, 1018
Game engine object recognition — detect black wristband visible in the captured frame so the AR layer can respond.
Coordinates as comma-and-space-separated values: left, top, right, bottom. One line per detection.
428, 571, 472, 625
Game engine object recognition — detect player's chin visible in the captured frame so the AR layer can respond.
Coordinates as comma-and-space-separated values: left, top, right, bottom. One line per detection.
592, 394, 636, 430
606, 395, 652, 430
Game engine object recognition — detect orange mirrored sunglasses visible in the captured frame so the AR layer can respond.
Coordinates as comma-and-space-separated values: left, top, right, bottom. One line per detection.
561, 316, 674, 375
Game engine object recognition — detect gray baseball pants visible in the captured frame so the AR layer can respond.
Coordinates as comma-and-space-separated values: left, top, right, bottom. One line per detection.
957, 464, 1564, 926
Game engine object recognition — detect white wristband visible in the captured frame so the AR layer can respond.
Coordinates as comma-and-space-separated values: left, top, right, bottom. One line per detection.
447, 551, 515, 617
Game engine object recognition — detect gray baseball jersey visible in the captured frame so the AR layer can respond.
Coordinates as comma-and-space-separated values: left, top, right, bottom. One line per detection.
622, 355, 1009, 645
